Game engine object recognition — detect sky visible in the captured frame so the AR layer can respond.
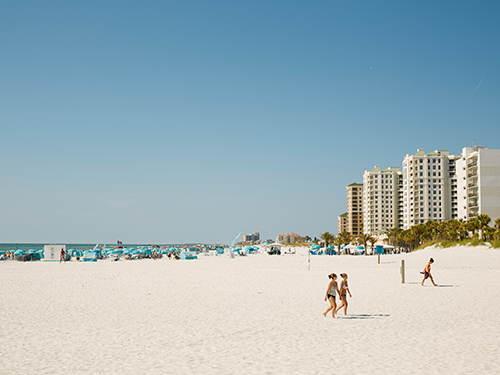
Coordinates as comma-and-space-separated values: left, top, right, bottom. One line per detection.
1, 1, 499, 244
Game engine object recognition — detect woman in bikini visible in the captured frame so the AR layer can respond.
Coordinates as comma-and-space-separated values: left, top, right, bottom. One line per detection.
323, 273, 340, 318
335, 273, 352, 316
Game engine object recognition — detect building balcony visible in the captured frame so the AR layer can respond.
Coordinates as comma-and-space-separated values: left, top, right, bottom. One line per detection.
467, 160, 478, 169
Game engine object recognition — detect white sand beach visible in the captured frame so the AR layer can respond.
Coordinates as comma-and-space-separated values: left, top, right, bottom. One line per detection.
1, 246, 500, 375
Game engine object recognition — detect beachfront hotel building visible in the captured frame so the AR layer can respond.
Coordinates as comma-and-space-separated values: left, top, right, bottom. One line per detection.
342, 145, 500, 235
242, 232, 260, 242
337, 212, 348, 234
276, 233, 308, 244
401, 149, 460, 229
362, 166, 403, 234
456, 146, 500, 221
346, 183, 363, 236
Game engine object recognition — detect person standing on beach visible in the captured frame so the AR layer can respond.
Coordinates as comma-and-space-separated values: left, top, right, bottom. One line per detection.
335, 273, 352, 316
421, 258, 436, 286
323, 273, 340, 318
60, 248, 66, 263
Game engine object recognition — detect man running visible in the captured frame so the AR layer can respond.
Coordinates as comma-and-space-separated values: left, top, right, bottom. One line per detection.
421, 258, 436, 286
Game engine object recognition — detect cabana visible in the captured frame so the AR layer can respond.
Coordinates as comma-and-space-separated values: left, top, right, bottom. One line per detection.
343, 244, 358, 255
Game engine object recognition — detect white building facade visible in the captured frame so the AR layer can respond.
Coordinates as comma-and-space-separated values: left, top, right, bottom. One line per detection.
402, 149, 460, 229
356, 145, 500, 235
363, 165, 403, 234
456, 146, 500, 221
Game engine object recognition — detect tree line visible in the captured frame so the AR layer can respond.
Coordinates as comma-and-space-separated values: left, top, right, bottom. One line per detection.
386, 215, 500, 250
320, 215, 500, 254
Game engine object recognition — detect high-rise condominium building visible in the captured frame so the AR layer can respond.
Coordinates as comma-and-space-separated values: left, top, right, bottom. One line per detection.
456, 146, 500, 221
346, 183, 363, 236
337, 212, 348, 234
402, 149, 460, 229
363, 165, 403, 234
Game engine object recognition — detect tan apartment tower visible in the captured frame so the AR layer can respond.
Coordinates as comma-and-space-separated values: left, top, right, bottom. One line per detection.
346, 183, 363, 236
337, 212, 348, 234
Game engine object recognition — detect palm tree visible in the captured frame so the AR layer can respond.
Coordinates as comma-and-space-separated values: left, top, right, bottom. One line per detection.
368, 235, 377, 255
457, 219, 468, 240
477, 214, 491, 240
482, 227, 495, 242
466, 218, 480, 237
357, 233, 373, 256
320, 232, 334, 254
387, 228, 401, 247
332, 235, 344, 256
495, 218, 500, 229
339, 231, 352, 255
411, 224, 426, 247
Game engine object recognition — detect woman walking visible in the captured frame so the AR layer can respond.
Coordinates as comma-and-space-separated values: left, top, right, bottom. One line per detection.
323, 273, 340, 318
335, 273, 352, 316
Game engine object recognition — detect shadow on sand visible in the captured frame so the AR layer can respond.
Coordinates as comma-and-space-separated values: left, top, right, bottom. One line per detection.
406, 282, 457, 287
435, 284, 456, 288
339, 314, 390, 320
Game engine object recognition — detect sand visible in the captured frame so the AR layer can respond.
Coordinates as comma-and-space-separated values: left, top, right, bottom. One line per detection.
1, 246, 500, 374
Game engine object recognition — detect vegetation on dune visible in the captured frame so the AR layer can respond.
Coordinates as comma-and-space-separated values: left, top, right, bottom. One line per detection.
387, 215, 500, 251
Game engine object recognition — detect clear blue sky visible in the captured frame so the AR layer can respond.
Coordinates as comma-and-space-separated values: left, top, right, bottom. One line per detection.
1, 1, 499, 244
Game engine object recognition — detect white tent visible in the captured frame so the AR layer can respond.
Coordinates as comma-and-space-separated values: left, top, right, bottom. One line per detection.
344, 244, 358, 250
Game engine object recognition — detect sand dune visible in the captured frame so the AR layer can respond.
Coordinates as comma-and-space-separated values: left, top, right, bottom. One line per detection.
1, 245, 499, 374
